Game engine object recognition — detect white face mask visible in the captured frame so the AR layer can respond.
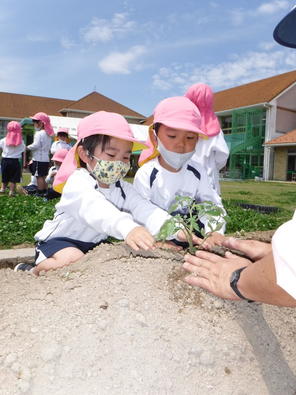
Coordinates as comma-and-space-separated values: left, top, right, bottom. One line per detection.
157, 140, 194, 170
34, 127, 41, 132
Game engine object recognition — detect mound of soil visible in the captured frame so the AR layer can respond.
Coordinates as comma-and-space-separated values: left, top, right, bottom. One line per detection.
0, 243, 295, 394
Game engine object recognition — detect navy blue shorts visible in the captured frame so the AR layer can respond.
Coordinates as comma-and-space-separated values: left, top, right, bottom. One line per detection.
1, 158, 21, 183
30, 161, 50, 177
35, 237, 99, 265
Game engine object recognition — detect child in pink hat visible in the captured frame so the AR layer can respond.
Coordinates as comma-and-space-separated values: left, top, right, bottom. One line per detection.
15, 111, 191, 274
185, 83, 229, 194
0, 121, 25, 196
44, 148, 69, 200
50, 127, 71, 155
134, 96, 226, 248
27, 112, 54, 197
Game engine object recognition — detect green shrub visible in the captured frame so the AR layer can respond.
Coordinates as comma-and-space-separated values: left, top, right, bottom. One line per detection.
0, 196, 56, 248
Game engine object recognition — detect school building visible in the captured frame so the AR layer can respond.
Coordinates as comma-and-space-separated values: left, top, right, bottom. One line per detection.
1, 69, 296, 181
214, 70, 296, 181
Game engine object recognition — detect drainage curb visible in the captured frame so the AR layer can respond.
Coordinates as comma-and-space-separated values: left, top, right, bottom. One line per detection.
0, 248, 35, 269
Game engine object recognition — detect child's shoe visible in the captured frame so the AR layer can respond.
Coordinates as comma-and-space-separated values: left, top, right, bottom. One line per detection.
0, 189, 6, 193
8, 191, 16, 197
14, 263, 34, 272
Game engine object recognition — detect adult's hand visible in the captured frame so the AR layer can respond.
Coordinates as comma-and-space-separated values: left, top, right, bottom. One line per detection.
183, 250, 252, 300
223, 237, 272, 261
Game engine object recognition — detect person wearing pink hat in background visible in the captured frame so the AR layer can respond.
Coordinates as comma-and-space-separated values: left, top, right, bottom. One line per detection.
0, 121, 25, 196
50, 127, 71, 155
27, 112, 54, 197
134, 96, 226, 249
44, 148, 69, 201
15, 111, 190, 274
185, 83, 229, 195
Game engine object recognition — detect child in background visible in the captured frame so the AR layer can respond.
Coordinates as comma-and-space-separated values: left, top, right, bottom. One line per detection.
0, 121, 25, 197
185, 83, 229, 194
45, 148, 68, 200
134, 96, 226, 248
15, 111, 190, 275
27, 112, 54, 197
50, 127, 71, 155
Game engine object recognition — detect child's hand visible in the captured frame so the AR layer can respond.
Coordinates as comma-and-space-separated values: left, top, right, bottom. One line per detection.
125, 226, 156, 251
201, 232, 226, 250
177, 230, 203, 245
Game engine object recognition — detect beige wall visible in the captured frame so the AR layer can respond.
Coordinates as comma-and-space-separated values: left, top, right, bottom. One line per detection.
273, 147, 288, 180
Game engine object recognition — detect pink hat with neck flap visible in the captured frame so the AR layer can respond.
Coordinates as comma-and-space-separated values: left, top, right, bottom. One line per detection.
139, 96, 206, 166
6, 121, 22, 146
53, 111, 147, 193
31, 112, 54, 136
185, 83, 220, 137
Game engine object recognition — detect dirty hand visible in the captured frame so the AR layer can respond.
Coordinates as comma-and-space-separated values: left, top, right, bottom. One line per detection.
222, 237, 272, 261
183, 249, 252, 300
200, 232, 226, 250
125, 226, 155, 251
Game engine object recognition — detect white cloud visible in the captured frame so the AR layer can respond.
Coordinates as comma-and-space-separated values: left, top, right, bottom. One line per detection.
81, 13, 136, 43
229, 9, 245, 26
26, 33, 51, 43
152, 49, 296, 93
259, 41, 277, 51
60, 37, 76, 49
256, 0, 289, 15
98, 45, 146, 74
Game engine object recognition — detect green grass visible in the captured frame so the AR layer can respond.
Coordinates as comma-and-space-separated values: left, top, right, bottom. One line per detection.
0, 178, 294, 248
221, 180, 296, 212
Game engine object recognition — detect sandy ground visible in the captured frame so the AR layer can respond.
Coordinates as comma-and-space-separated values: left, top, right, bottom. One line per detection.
0, 241, 295, 395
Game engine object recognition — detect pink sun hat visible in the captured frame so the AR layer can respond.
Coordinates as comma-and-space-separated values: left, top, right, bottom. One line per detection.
6, 121, 22, 146
57, 127, 69, 135
31, 112, 54, 136
52, 148, 69, 163
185, 83, 220, 137
139, 96, 206, 166
53, 111, 148, 193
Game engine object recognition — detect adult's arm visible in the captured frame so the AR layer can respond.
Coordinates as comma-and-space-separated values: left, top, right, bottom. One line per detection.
183, 249, 296, 307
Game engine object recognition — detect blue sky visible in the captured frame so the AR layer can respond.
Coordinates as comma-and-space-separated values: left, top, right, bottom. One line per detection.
1, 0, 295, 116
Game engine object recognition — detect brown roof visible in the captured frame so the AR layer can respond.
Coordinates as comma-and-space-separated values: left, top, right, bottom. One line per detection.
214, 70, 296, 112
64, 91, 144, 118
142, 70, 296, 123
0, 92, 73, 119
265, 129, 296, 145
0, 90, 144, 120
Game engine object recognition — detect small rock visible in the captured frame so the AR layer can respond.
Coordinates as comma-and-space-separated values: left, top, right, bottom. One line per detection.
4, 353, 17, 367
17, 380, 30, 393
40, 342, 62, 362
199, 350, 214, 366
117, 298, 130, 308
213, 300, 224, 309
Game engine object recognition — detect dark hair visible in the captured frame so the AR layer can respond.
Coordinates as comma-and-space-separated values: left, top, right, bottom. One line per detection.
77, 134, 111, 168
154, 122, 161, 135
57, 132, 68, 138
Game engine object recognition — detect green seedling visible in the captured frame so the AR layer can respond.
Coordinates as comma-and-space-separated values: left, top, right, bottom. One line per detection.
156, 196, 227, 254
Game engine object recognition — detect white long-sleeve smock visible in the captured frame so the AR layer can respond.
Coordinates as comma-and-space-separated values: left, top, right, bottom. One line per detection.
0, 138, 25, 158
272, 211, 296, 299
45, 166, 57, 186
27, 130, 52, 162
35, 168, 171, 244
193, 131, 229, 194
133, 157, 226, 234
50, 140, 71, 155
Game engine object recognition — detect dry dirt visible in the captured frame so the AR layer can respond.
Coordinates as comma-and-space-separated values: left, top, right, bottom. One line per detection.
0, 240, 295, 395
